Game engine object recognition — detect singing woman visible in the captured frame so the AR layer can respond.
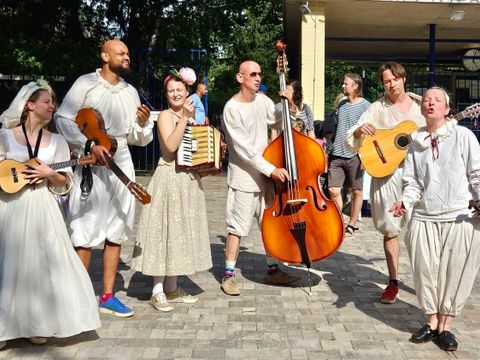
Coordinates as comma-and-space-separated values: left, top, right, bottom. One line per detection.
390, 87, 480, 351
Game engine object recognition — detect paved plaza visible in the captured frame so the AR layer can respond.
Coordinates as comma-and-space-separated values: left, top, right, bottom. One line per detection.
1, 173, 480, 359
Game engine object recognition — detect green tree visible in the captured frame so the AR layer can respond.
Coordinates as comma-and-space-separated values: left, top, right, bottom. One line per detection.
0, 0, 283, 117
324, 63, 386, 116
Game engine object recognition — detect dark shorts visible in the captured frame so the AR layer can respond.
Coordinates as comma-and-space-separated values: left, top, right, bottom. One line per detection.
328, 155, 364, 190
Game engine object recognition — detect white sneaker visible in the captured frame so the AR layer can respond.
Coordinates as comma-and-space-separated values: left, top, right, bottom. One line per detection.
0, 340, 6, 350
149, 292, 174, 312
29, 337, 47, 345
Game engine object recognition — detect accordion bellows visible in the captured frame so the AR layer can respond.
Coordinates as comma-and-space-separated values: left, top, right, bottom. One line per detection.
177, 125, 222, 176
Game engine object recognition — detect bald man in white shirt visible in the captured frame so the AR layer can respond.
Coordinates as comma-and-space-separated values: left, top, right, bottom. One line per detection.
220, 60, 298, 296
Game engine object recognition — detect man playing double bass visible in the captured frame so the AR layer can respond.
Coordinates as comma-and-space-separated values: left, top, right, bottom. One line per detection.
220, 60, 298, 296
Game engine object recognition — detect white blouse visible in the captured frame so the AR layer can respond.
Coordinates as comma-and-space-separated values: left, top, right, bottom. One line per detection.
54, 69, 153, 156
401, 121, 480, 221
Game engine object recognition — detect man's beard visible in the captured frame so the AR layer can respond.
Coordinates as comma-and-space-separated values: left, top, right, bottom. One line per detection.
111, 63, 131, 75
119, 65, 131, 75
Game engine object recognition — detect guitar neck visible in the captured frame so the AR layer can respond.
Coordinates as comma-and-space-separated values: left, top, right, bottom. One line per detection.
452, 110, 468, 122
49, 159, 80, 171
105, 156, 131, 186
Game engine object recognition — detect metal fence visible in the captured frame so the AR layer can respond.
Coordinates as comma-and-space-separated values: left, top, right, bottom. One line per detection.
407, 69, 480, 139
135, 65, 479, 171
128, 47, 208, 172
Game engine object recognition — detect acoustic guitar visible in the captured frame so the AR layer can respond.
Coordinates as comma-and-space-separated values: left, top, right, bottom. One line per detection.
103, 151, 151, 205
0, 154, 96, 194
75, 108, 151, 205
358, 102, 480, 178
75, 108, 118, 155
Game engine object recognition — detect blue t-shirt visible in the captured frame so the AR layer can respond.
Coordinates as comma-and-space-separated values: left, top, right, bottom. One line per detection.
191, 93, 206, 125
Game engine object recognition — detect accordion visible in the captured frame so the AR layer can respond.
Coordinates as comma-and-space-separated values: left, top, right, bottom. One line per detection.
177, 125, 222, 176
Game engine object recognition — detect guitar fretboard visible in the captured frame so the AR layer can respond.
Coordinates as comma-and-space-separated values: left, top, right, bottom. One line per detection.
451, 103, 480, 121
49, 159, 79, 170
104, 153, 131, 186
452, 111, 467, 122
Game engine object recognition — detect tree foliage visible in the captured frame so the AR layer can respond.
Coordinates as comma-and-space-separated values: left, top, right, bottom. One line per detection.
0, 0, 283, 118
325, 63, 383, 115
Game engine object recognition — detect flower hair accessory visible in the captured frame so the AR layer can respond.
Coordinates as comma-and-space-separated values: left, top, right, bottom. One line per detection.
164, 67, 197, 87
0, 79, 53, 129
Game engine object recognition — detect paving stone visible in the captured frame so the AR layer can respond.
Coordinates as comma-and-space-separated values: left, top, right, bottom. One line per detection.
6, 174, 479, 359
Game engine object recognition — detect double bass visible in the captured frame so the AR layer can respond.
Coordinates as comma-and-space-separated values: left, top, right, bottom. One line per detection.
261, 41, 344, 285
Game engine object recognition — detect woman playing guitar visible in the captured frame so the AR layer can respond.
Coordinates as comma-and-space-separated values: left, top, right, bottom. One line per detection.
0, 81, 100, 349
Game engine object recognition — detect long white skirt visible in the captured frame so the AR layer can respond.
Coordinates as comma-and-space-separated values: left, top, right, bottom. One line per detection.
405, 219, 480, 316
0, 184, 101, 341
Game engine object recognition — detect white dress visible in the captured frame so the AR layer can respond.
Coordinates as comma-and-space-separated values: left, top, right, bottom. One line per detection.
54, 70, 154, 247
0, 129, 101, 341
131, 113, 212, 276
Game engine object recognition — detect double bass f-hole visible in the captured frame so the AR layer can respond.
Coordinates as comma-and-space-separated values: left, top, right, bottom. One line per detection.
305, 185, 327, 211
272, 183, 326, 216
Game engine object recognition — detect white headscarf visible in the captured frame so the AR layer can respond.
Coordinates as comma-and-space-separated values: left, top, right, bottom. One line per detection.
0, 79, 52, 129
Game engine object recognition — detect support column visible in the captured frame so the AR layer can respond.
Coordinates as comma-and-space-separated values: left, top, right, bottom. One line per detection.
300, 2, 325, 121
428, 23, 436, 87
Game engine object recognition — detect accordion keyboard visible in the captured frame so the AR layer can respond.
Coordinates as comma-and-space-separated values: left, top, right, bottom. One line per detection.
177, 125, 217, 168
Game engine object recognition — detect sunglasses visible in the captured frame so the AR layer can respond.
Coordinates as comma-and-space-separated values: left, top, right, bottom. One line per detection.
241, 72, 263, 78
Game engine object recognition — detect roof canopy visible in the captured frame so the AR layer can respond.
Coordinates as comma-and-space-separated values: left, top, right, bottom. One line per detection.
285, 0, 480, 64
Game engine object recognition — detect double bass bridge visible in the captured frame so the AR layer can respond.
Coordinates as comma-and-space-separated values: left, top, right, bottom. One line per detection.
286, 198, 308, 205
273, 197, 308, 216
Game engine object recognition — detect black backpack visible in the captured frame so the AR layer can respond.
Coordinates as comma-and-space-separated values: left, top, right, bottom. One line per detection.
323, 111, 338, 141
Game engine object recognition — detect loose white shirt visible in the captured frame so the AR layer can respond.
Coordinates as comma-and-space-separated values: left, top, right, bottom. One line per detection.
402, 121, 480, 221
54, 70, 154, 246
345, 92, 425, 236
222, 93, 282, 192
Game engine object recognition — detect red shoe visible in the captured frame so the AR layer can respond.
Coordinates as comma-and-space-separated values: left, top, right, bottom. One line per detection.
380, 282, 400, 304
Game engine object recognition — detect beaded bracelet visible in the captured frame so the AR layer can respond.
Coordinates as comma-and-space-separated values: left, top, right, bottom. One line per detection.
48, 172, 73, 196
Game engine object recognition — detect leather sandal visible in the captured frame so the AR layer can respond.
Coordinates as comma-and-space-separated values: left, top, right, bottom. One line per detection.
345, 224, 359, 235
410, 324, 438, 343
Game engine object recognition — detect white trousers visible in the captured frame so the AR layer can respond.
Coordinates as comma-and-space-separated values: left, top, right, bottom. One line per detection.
370, 168, 407, 238
405, 219, 480, 315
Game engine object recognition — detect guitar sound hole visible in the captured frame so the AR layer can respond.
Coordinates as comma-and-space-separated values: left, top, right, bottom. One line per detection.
395, 134, 411, 149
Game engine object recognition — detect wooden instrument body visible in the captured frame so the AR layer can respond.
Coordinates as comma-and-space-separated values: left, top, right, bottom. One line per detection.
358, 120, 418, 178
75, 108, 118, 155
0, 158, 42, 193
74, 108, 151, 205
0, 155, 96, 194
261, 130, 345, 264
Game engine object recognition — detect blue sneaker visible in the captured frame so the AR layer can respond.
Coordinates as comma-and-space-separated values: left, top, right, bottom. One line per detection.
99, 295, 134, 317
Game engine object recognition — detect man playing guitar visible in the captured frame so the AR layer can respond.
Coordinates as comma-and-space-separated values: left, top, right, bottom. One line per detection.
345, 62, 426, 304
54, 39, 153, 317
